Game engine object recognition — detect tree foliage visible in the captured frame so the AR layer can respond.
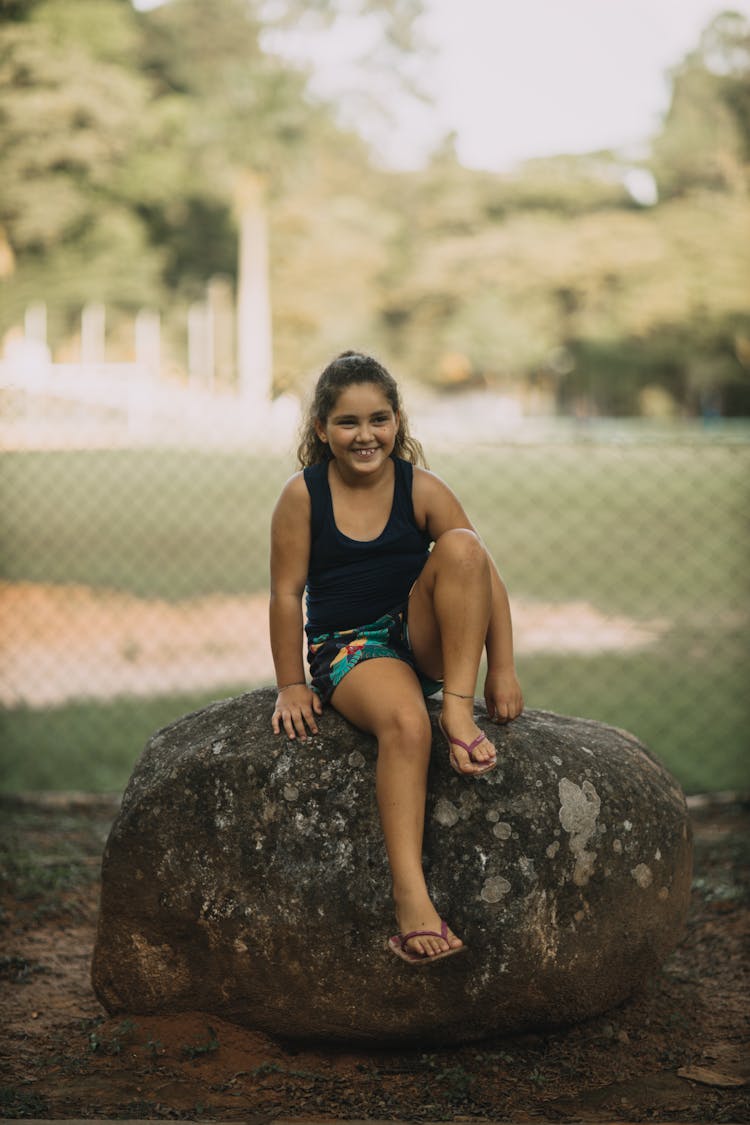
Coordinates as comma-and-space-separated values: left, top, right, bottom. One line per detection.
374, 11, 750, 414
0, 0, 167, 335
1, 3, 748, 414
652, 11, 750, 197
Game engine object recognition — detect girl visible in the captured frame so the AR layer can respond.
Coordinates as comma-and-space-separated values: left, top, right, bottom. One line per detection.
270, 351, 523, 964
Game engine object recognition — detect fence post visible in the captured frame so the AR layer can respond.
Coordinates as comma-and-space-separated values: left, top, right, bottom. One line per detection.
188, 302, 213, 387
81, 303, 106, 367
135, 309, 161, 380
207, 276, 235, 390
24, 302, 47, 347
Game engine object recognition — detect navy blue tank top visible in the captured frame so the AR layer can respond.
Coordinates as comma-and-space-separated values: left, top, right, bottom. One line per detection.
304, 456, 432, 636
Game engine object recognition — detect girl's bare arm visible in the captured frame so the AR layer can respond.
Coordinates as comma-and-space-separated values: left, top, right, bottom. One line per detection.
413, 469, 524, 722
269, 474, 322, 739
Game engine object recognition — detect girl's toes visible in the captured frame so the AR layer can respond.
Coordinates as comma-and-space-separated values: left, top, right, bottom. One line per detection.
477, 738, 497, 763
458, 750, 479, 775
407, 935, 438, 957
456, 752, 472, 775
430, 928, 461, 955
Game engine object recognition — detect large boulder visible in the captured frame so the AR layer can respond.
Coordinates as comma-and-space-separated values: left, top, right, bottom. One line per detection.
92, 689, 692, 1045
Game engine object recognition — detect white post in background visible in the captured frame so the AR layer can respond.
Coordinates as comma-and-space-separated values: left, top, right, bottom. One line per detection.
129, 309, 159, 440
235, 171, 272, 415
135, 309, 161, 379
187, 303, 202, 382
81, 303, 105, 366
25, 302, 47, 346
187, 302, 213, 388
16, 304, 50, 422
207, 276, 235, 390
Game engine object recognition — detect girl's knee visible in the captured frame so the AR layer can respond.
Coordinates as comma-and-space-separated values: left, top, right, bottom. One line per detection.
433, 527, 488, 573
377, 705, 432, 751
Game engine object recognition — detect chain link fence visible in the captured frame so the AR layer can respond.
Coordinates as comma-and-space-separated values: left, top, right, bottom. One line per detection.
1, 401, 748, 796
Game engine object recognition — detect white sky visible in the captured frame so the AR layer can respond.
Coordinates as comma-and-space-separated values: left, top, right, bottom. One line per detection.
267, 0, 750, 170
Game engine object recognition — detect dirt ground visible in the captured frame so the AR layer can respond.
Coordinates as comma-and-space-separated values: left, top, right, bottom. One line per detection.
0, 581, 668, 707
0, 791, 748, 1123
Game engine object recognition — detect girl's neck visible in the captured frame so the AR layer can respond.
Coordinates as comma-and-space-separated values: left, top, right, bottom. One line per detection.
327, 455, 395, 540
329, 452, 394, 490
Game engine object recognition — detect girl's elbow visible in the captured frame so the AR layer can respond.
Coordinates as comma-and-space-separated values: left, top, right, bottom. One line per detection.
270, 587, 304, 605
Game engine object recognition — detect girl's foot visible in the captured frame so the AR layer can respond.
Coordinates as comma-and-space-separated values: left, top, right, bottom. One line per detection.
440, 696, 497, 774
394, 892, 463, 958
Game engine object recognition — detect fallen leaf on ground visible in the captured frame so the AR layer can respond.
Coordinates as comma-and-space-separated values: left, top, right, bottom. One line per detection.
677, 1066, 747, 1088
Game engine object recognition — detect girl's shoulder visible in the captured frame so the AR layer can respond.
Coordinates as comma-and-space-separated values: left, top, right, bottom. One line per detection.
281, 468, 307, 491
411, 465, 463, 528
273, 470, 311, 514
412, 465, 454, 500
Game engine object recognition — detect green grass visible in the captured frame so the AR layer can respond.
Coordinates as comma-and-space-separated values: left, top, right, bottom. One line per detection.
1, 651, 746, 794
1, 432, 748, 795
0, 687, 247, 792
432, 442, 749, 616
0, 448, 291, 597
516, 643, 750, 794
2, 441, 747, 611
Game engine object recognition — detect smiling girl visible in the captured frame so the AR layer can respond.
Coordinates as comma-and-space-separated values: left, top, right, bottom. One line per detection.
269, 351, 523, 963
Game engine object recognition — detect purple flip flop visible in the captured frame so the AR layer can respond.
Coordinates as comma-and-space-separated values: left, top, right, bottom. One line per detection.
438, 715, 497, 775
388, 919, 466, 964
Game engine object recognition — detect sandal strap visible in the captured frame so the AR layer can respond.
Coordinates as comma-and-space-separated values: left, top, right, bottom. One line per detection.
446, 731, 487, 757
399, 919, 448, 948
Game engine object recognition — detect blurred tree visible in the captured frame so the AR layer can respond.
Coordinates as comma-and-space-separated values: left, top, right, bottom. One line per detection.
652, 10, 750, 197
139, 0, 317, 398
0, 0, 168, 342
2, 2, 747, 414
484, 153, 636, 218
376, 12, 750, 411
137, 0, 426, 395
377, 145, 642, 382
0, 0, 41, 20
270, 133, 397, 387
1, 0, 424, 367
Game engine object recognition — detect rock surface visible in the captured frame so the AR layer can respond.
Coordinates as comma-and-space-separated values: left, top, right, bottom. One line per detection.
92, 689, 692, 1045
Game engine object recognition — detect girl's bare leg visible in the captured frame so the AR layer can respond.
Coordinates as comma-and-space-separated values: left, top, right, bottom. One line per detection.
331, 658, 463, 958
407, 528, 496, 773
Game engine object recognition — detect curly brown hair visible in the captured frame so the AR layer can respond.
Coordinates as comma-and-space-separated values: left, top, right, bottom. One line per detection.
296, 351, 427, 468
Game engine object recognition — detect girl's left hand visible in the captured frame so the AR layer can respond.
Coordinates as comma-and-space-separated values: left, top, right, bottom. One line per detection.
484, 667, 524, 724
272, 684, 322, 741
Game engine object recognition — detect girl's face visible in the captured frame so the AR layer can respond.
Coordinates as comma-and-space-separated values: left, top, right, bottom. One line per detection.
315, 382, 399, 477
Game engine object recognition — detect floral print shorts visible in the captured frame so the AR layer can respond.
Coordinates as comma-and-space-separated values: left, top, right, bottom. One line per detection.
307, 605, 442, 703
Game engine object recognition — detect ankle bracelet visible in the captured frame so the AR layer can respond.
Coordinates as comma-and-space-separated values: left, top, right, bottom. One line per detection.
443, 689, 475, 699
